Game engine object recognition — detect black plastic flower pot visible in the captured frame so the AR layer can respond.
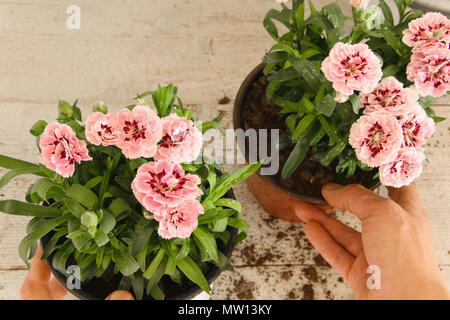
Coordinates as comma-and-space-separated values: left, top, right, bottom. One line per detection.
40, 188, 238, 300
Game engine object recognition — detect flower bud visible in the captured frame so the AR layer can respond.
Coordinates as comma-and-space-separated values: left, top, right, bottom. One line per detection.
81, 211, 99, 229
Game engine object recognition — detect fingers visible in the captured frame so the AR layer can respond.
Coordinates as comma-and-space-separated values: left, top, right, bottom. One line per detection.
105, 290, 135, 300
295, 202, 363, 256
322, 183, 392, 220
26, 244, 50, 282
304, 221, 354, 283
387, 183, 426, 216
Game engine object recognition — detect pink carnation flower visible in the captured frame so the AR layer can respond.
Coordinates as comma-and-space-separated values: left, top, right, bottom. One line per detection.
350, 0, 369, 10
116, 106, 163, 159
132, 160, 203, 216
85, 112, 122, 146
398, 105, 435, 151
402, 12, 450, 47
406, 44, 450, 97
361, 77, 420, 116
349, 112, 403, 167
154, 114, 203, 164
321, 42, 382, 96
379, 148, 425, 188
39, 122, 92, 178
158, 200, 204, 239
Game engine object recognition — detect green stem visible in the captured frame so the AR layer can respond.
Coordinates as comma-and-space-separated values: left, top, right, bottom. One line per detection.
99, 153, 121, 208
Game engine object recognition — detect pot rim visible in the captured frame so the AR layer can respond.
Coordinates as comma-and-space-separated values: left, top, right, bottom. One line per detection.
41, 188, 238, 300
233, 63, 381, 205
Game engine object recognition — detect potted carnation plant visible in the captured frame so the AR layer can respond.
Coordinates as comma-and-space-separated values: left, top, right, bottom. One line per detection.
234, 0, 447, 222
0, 84, 261, 300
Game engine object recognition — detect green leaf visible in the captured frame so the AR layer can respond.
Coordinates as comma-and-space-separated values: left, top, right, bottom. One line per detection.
0, 167, 45, 189
146, 256, 167, 294
175, 239, 191, 261
321, 140, 348, 166
100, 210, 116, 234
267, 67, 299, 82
0, 200, 62, 218
379, 0, 394, 27
41, 227, 68, 259
85, 176, 103, 189
108, 198, 131, 218
94, 228, 109, 247
316, 94, 337, 117
282, 137, 310, 179
63, 198, 85, 219
113, 248, 140, 277
52, 240, 75, 274
263, 51, 288, 64
29, 120, 48, 137
383, 65, 400, 78
151, 84, 177, 117
382, 29, 403, 54
0, 155, 42, 171
214, 198, 241, 213
143, 248, 165, 279
317, 115, 339, 145
289, 57, 323, 90
66, 184, 98, 210
131, 274, 144, 300
193, 227, 219, 263
292, 113, 317, 143
227, 218, 249, 244
32, 178, 63, 201
206, 162, 262, 202
58, 100, 73, 118
176, 256, 211, 294
349, 95, 360, 114
322, 3, 344, 30
20, 215, 71, 268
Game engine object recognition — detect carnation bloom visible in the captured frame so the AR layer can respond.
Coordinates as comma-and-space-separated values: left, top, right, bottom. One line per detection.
275, 0, 288, 3
398, 105, 435, 151
360, 77, 420, 116
116, 106, 163, 159
85, 112, 122, 146
39, 122, 92, 178
406, 44, 450, 97
402, 12, 450, 47
379, 149, 425, 188
132, 160, 203, 216
154, 114, 203, 164
349, 112, 403, 167
157, 200, 204, 239
321, 42, 382, 96
350, 0, 369, 10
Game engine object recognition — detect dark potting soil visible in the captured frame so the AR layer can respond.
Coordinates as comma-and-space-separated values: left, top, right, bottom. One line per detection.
239, 74, 377, 199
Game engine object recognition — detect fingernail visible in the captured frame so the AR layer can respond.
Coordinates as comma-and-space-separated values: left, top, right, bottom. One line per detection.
322, 183, 342, 191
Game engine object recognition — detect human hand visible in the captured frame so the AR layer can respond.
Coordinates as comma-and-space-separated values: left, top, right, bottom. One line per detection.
295, 183, 449, 300
20, 244, 134, 300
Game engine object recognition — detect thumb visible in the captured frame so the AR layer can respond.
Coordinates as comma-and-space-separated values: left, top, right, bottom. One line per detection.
322, 183, 390, 220
105, 290, 135, 300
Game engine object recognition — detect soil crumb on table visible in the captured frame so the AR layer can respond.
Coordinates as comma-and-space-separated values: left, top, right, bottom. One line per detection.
233, 276, 255, 300
218, 96, 231, 104
302, 284, 315, 300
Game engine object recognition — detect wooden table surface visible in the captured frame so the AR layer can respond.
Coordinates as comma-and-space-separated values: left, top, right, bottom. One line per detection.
0, 0, 448, 300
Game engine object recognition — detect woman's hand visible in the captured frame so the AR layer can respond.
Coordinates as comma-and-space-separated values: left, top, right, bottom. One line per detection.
295, 183, 449, 300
